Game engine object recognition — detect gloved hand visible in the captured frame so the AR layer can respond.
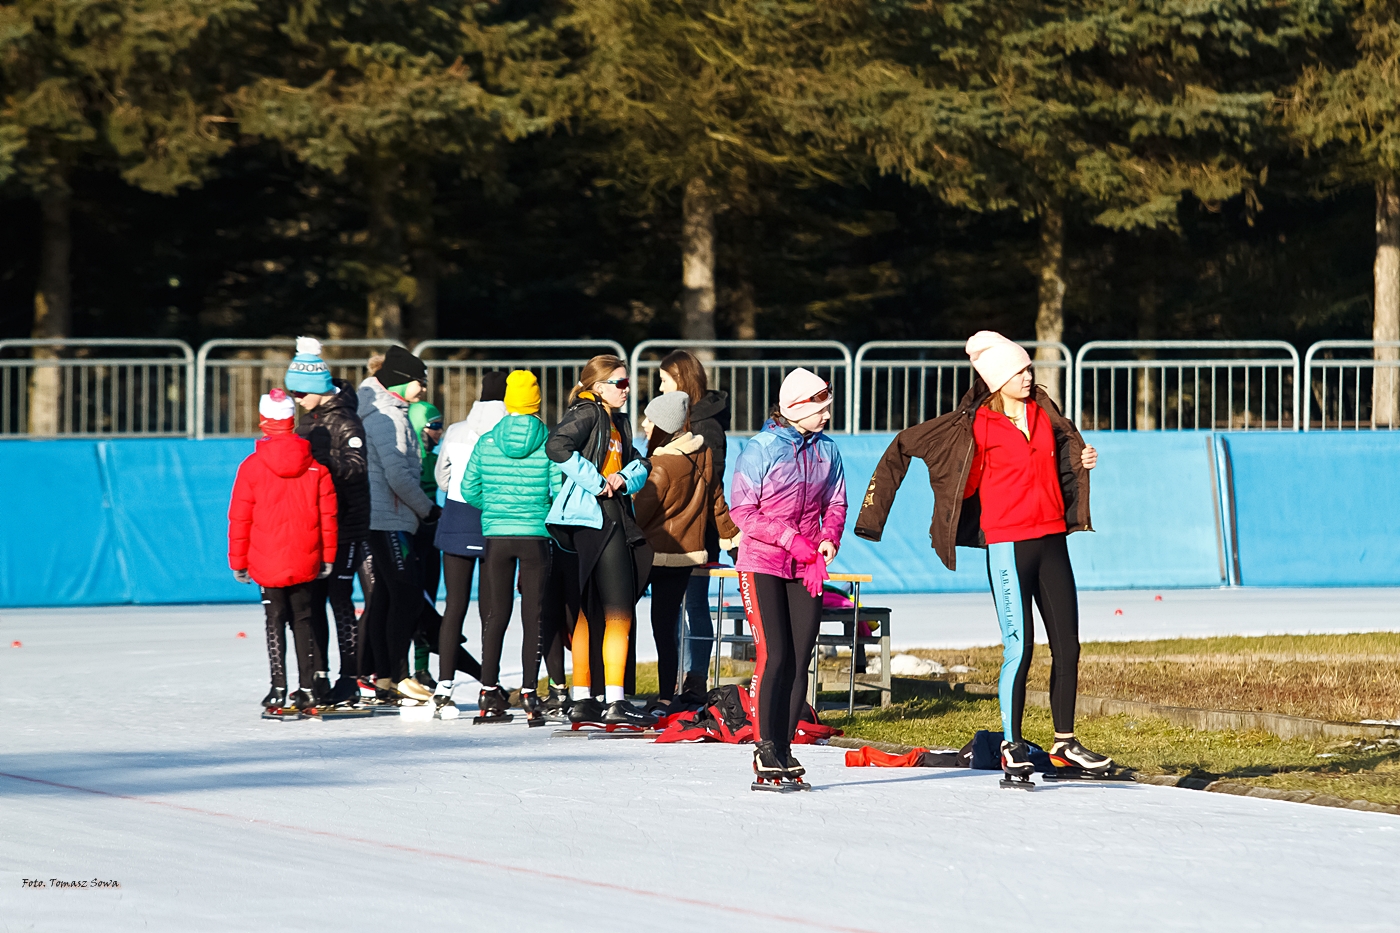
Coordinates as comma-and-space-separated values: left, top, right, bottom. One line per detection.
801, 553, 829, 598
788, 534, 818, 566
233, 569, 251, 584
318, 562, 333, 579
424, 504, 442, 525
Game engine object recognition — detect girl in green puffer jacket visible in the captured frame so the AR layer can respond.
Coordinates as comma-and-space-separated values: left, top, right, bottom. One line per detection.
461, 370, 563, 721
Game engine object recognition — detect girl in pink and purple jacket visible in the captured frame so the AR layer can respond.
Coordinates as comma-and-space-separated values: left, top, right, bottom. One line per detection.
730, 368, 847, 785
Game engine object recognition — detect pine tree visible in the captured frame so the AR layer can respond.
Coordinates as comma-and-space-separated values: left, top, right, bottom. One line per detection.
231, 0, 552, 341
817, 0, 1324, 404
0, 0, 246, 431
1288, 0, 1400, 422
562, 0, 847, 342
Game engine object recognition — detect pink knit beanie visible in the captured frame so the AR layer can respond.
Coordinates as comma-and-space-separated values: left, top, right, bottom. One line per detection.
965, 331, 1031, 393
778, 368, 832, 421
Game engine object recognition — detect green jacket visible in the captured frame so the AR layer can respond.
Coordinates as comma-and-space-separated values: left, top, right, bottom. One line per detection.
462, 414, 562, 536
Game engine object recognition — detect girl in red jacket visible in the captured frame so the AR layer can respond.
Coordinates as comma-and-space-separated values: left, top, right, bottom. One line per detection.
229, 390, 339, 711
962, 332, 1109, 780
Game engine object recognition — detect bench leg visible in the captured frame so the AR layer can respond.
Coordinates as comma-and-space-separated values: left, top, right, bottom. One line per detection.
880, 634, 891, 707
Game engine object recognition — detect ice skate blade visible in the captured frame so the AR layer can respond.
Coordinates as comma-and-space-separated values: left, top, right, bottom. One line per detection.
999, 775, 1036, 790
586, 729, 660, 740
472, 713, 514, 725
312, 707, 374, 720
751, 779, 807, 793
526, 715, 549, 728
1043, 767, 1133, 783
261, 708, 304, 721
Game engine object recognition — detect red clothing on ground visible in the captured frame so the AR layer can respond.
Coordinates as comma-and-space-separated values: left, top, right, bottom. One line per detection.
228, 432, 339, 587
962, 400, 1066, 545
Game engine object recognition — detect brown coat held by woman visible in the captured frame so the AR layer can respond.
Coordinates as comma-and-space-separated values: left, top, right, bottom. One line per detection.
854, 383, 1092, 571
633, 432, 741, 566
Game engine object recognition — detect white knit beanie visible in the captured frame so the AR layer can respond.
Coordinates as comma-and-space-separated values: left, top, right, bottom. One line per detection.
259, 387, 296, 421
778, 368, 832, 421
965, 331, 1032, 393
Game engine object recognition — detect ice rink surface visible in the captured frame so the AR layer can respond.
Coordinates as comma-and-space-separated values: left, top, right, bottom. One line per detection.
4, 589, 1400, 932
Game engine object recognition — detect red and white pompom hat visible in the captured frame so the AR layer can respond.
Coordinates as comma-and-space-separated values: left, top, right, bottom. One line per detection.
258, 387, 296, 434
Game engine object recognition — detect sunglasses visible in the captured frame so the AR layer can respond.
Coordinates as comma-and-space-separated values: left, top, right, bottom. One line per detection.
288, 390, 309, 399
803, 387, 832, 405
602, 377, 630, 391
426, 422, 443, 431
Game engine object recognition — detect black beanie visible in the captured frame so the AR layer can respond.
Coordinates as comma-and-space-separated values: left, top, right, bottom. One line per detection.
380, 345, 427, 386
480, 371, 508, 402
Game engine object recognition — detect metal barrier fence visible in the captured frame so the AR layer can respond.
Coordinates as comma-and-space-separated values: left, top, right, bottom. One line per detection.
13, 336, 1400, 437
1074, 341, 1300, 431
195, 339, 402, 438
1303, 340, 1400, 430
629, 340, 854, 434
853, 341, 1071, 433
0, 339, 195, 436
416, 340, 626, 428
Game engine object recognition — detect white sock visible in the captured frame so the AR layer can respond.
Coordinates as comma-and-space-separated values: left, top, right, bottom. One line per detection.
434, 680, 453, 697
605, 685, 625, 703
572, 685, 591, 701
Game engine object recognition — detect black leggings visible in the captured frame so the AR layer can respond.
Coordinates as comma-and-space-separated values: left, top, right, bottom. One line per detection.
539, 540, 576, 688
364, 530, 420, 683
439, 553, 476, 682
739, 572, 821, 757
479, 536, 552, 688
574, 509, 638, 693
263, 582, 318, 690
647, 565, 693, 700
310, 537, 367, 679
985, 532, 1080, 740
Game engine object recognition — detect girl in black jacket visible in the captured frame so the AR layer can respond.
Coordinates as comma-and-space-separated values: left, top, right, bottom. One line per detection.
545, 355, 654, 727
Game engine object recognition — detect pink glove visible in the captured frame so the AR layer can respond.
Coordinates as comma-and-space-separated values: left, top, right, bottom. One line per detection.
788, 534, 818, 566
801, 553, 830, 598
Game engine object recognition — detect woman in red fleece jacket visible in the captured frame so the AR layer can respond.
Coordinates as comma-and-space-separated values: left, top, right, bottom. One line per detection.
961, 332, 1110, 781
229, 389, 339, 711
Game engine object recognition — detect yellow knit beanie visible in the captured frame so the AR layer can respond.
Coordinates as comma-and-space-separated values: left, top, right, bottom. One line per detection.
504, 369, 541, 415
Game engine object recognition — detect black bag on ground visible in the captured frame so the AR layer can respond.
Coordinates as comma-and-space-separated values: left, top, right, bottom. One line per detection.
965, 730, 1054, 772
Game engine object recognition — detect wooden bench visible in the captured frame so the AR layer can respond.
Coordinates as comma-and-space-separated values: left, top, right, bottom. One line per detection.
687, 568, 892, 714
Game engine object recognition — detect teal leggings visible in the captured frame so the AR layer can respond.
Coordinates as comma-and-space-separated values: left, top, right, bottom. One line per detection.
985, 533, 1080, 741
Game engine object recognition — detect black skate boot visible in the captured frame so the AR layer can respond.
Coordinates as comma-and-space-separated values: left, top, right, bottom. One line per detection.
289, 688, 317, 712
543, 683, 571, 721
521, 690, 547, 727
413, 669, 437, 691
784, 751, 806, 779
433, 685, 459, 720
261, 686, 288, 709
326, 676, 359, 707
1045, 737, 1126, 781
567, 696, 606, 727
602, 699, 656, 731
312, 672, 332, 707
473, 686, 513, 724
1000, 739, 1036, 790
752, 741, 793, 791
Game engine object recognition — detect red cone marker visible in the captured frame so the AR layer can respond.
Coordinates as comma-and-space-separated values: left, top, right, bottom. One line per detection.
237, 631, 247, 639
1113, 609, 1123, 616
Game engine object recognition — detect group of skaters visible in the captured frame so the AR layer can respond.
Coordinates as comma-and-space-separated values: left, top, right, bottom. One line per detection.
229, 330, 1114, 786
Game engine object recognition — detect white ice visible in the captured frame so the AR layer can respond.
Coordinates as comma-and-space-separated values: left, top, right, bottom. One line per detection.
3, 590, 1399, 932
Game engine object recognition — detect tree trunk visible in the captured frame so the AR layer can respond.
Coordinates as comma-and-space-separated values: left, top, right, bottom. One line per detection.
1135, 276, 1159, 430
1373, 177, 1400, 428
1034, 201, 1067, 410
730, 278, 758, 342
681, 177, 717, 346
29, 177, 73, 435
404, 167, 437, 346
366, 163, 403, 342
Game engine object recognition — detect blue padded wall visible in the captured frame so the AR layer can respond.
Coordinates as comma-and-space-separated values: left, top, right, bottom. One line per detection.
1224, 432, 1400, 586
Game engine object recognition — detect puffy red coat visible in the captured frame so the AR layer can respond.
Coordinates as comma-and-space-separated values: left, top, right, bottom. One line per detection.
962, 400, 1066, 545
228, 433, 339, 587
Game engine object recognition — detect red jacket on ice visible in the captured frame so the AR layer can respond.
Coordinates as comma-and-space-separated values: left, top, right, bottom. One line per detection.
228, 432, 339, 587
962, 400, 1066, 545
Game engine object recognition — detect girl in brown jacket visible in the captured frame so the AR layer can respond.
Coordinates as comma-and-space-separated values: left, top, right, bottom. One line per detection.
634, 391, 741, 704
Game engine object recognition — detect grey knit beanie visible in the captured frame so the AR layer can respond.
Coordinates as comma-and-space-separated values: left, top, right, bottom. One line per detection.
645, 391, 690, 434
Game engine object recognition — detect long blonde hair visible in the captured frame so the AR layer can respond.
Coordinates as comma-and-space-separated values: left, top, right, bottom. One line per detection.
568, 354, 628, 408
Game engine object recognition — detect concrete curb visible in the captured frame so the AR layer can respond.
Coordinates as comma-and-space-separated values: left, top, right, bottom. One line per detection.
951, 682, 1400, 742
828, 735, 1400, 816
